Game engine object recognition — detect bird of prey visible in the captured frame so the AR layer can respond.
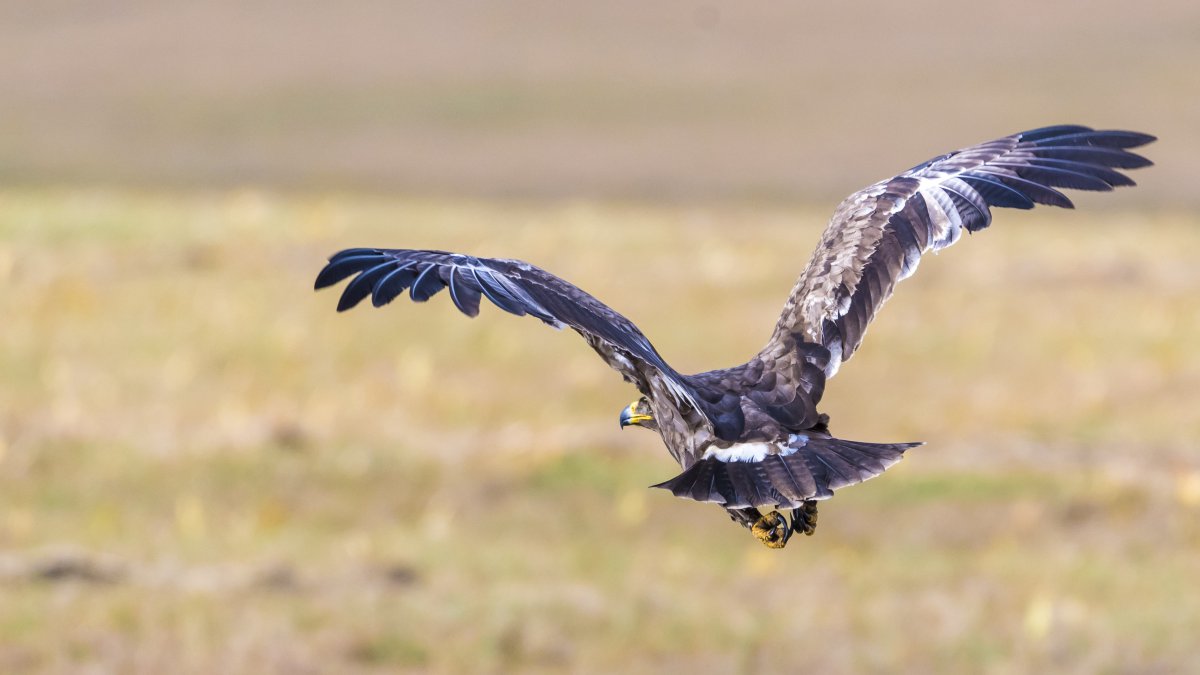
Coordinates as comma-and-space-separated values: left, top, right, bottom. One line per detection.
316, 125, 1154, 548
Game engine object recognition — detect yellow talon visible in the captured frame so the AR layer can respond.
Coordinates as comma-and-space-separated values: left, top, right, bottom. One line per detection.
795, 501, 819, 537
751, 511, 789, 549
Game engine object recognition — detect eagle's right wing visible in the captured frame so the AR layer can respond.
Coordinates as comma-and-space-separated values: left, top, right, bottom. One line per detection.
766, 125, 1155, 378
315, 248, 714, 425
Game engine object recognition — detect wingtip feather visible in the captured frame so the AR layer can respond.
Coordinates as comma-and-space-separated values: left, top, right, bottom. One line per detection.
336, 291, 363, 312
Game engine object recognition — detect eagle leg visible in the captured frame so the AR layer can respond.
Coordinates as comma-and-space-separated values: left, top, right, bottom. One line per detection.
725, 506, 795, 548
791, 500, 819, 537
751, 511, 792, 548
725, 506, 760, 529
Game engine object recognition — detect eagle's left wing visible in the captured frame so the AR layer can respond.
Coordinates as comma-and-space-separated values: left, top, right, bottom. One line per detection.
765, 125, 1155, 378
315, 248, 720, 428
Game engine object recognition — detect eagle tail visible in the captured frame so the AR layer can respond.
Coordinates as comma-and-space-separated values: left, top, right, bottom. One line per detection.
651, 435, 922, 509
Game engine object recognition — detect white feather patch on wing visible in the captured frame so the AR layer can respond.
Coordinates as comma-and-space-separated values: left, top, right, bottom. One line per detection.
607, 350, 636, 372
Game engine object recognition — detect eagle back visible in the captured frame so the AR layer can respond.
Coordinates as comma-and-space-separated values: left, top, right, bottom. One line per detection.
684, 336, 830, 445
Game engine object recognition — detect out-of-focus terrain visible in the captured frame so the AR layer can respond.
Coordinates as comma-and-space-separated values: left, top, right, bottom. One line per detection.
2, 192, 1198, 673
2, 1, 1198, 672
0, 1, 1196, 204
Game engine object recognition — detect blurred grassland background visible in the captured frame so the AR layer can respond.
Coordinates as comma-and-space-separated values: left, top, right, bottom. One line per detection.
2, 2, 1200, 674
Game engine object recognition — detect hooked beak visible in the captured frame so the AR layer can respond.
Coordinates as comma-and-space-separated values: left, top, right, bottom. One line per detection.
619, 400, 653, 429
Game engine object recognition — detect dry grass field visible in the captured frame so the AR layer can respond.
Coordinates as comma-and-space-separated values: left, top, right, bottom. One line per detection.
2, 190, 1198, 673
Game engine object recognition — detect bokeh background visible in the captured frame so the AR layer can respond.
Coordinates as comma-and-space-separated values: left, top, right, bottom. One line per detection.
2, 2, 1199, 673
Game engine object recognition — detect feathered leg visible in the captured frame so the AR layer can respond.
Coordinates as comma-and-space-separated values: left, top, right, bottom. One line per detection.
726, 506, 760, 530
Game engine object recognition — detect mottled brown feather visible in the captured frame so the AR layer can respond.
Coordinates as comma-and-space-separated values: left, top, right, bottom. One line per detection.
764, 126, 1153, 379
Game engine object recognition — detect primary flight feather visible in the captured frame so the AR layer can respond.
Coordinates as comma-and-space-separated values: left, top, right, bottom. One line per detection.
316, 125, 1154, 548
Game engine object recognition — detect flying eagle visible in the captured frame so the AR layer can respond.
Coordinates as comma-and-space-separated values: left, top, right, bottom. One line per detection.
316, 125, 1154, 548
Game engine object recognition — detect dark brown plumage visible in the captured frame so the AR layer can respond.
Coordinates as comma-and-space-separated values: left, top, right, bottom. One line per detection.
316, 125, 1154, 548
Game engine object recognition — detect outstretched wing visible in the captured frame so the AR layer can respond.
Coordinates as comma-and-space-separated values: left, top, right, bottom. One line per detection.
768, 125, 1155, 377
315, 248, 705, 413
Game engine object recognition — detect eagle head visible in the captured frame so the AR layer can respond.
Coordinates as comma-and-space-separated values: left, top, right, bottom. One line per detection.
619, 397, 657, 431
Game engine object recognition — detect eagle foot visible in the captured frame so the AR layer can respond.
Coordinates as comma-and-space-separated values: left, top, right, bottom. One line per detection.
751, 511, 791, 549
791, 500, 819, 537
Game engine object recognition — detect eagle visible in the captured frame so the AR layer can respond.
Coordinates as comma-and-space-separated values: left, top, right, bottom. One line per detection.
316, 125, 1154, 548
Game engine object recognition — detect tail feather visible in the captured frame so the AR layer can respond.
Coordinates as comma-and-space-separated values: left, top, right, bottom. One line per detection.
652, 435, 921, 509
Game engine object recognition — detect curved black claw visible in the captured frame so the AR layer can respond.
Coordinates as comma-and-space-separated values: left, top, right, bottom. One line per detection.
751, 510, 792, 549
791, 500, 819, 537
